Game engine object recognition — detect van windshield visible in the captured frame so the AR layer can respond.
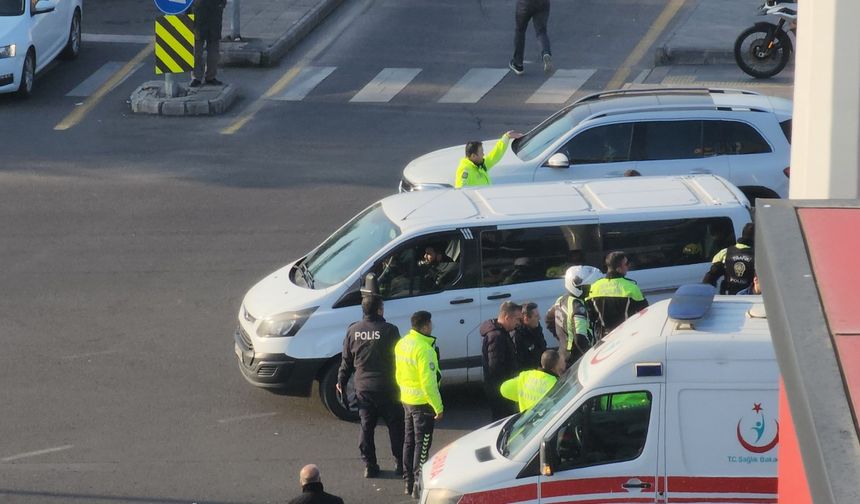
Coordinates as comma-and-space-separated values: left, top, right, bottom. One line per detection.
500, 359, 583, 458
0, 0, 25, 15
512, 104, 593, 162
297, 203, 401, 289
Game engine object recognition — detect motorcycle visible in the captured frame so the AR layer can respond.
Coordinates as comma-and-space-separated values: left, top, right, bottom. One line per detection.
734, 1, 797, 79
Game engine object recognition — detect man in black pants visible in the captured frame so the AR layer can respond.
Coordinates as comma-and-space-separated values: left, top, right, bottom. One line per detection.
510, 0, 552, 76
481, 301, 523, 421
337, 294, 404, 479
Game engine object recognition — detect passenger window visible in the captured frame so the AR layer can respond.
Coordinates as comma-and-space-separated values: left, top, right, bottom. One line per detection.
480, 225, 601, 287
561, 124, 634, 164
721, 121, 772, 154
780, 119, 792, 144
553, 391, 652, 470
601, 217, 736, 270
634, 121, 703, 161
372, 234, 465, 299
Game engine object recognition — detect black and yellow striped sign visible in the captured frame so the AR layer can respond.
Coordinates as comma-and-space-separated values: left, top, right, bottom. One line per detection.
155, 14, 195, 74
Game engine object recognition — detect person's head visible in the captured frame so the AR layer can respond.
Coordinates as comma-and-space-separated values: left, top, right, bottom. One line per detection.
299, 464, 321, 487
411, 310, 433, 335
564, 265, 603, 297
740, 222, 755, 246
541, 349, 566, 376
522, 302, 540, 329
623, 169, 642, 177
465, 141, 485, 166
605, 251, 630, 278
423, 245, 444, 265
497, 301, 523, 331
361, 295, 383, 317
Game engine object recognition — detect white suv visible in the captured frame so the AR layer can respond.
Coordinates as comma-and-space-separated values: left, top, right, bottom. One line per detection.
401, 88, 792, 201
0, 0, 82, 97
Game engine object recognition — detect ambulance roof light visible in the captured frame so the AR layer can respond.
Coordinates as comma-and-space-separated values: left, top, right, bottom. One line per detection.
668, 284, 716, 327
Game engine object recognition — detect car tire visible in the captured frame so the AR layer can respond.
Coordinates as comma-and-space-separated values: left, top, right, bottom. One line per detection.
61, 9, 82, 60
319, 360, 359, 422
16, 49, 35, 98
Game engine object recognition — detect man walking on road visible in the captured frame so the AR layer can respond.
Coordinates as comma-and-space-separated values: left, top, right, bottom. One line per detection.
481, 301, 522, 421
190, 0, 226, 87
455, 131, 523, 188
395, 311, 443, 499
287, 464, 344, 504
510, 0, 553, 75
337, 293, 404, 479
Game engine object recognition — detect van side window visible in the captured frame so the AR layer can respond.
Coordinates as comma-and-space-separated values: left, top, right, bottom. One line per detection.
634, 120, 703, 160
601, 217, 735, 270
561, 123, 634, 165
553, 391, 652, 470
480, 225, 600, 287
373, 234, 465, 299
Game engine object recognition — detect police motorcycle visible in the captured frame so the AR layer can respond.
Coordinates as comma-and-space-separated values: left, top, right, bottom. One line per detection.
734, 0, 797, 79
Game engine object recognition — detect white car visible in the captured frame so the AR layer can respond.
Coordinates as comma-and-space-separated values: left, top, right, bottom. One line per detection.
0, 0, 82, 97
400, 87, 793, 202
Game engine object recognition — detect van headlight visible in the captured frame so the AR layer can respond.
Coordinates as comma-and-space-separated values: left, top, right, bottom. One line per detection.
256, 307, 317, 338
0, 45, 16, 59
425, 489, 463, 504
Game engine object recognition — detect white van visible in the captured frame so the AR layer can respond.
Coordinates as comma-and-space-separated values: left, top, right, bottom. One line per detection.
233, 175, 752, 419
418, 288, 778, 504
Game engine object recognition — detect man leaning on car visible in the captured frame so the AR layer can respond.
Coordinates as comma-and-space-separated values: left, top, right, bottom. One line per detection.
455, 131, 523, 188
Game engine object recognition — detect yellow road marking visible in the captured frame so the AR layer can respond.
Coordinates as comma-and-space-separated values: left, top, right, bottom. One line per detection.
54, 44, 153, 131
605, 0, 686, 90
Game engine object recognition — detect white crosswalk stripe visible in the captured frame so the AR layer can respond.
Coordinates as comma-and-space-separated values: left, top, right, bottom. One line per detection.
526, 69, 597, 104
66, 61, 142, 97
270, 66, 337, 101
351, 68, 422, 103
438, 68, 510, 103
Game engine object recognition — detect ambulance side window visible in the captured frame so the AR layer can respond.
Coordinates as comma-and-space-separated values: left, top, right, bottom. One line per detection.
553, 391, 652, 470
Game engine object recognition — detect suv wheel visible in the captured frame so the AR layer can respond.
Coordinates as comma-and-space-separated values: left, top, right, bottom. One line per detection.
16, 49, 35, 98
61, 9, 82, 60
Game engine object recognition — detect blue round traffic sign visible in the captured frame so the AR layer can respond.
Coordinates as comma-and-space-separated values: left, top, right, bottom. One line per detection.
154, 0, 194, 15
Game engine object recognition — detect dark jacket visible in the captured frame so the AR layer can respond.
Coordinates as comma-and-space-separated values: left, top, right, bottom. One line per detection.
512, 323, 547, 371
287, 482, 344, 504
192, 0, 227, 32
588, 275, 648, 335
480, 319, 517, 386
338, 314, 400, 395
702, 240, 755, 295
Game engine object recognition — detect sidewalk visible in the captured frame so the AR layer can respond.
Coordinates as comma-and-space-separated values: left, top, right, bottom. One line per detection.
220, 0, 344, 66
656, 0, 765, 65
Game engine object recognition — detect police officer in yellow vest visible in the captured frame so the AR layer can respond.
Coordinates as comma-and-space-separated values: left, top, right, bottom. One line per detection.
500, 350, 566, 412
551, 265, 603, 365
588, 251, 649, 337
395, 310, 442, 499
454, 130, 523, 188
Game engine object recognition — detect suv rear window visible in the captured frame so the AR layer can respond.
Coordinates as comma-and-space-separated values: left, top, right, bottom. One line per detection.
780, 119, 792, 144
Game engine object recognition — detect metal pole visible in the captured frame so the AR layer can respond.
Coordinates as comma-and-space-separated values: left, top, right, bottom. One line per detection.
165, 72, 178, 98
229, 0, 241, 40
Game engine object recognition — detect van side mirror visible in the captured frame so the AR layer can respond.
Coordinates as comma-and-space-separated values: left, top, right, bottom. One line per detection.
540, 439, 558, 476
546, 153, 570, 169
32, 0, 56, 14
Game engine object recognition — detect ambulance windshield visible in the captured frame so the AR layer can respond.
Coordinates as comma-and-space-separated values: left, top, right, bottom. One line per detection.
501, 359, 583, 458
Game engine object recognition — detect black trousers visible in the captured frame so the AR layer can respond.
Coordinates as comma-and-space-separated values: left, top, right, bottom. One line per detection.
485, 381, 518, 421
513, 0, 551, 66
357, 391, 405, 467
403, 403, 436, 482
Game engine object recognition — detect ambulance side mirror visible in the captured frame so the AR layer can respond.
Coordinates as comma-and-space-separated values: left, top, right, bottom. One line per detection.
540, 439, 557, 476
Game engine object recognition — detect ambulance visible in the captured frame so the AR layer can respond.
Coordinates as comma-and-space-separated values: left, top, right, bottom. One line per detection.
418, 286, 779, 503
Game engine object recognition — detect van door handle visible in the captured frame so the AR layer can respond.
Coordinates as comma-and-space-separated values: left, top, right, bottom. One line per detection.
487, 293, 511, 300
449, 298, 474, 305
621, 478, 652, 489
689, 168, 711, 174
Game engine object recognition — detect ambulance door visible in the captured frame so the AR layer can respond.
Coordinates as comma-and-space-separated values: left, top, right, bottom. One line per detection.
538, 385, 662, 503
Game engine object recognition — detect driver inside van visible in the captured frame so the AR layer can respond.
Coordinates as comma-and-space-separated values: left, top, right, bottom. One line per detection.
419, 244, 458, 291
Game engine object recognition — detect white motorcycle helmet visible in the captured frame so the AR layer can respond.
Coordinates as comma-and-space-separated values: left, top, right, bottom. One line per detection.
564, 265, 603, 297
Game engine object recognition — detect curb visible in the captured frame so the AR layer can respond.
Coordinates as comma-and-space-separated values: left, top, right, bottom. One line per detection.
654, 46, 736, 66
220, 0, 345, 67
130, 80, 238, 116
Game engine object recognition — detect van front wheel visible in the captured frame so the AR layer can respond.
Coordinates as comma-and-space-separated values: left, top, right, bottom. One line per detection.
319, 361, 359, 421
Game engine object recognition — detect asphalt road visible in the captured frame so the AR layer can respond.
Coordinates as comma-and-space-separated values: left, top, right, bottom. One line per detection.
0, 1, 793, 503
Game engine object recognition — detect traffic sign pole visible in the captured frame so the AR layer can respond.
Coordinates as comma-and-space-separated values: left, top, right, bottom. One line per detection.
229, 0, 241, 41
154, 0, 194, 96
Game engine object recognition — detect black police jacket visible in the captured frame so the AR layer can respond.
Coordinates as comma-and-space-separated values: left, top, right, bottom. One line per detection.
337, 314, 400, 394
480, 319, 517, 385
512, 323, 547, 372
287, 483, 345, 504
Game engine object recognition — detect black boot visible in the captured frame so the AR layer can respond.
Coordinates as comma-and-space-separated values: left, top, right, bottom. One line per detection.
364, 463, 380, 478
404, 479, 414, 496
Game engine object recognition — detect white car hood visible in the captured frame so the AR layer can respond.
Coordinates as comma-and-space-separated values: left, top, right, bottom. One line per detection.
0, 17, 24, 43
242, 261, 331, 319
403, 140, 529, 186
424, 419, 523, 493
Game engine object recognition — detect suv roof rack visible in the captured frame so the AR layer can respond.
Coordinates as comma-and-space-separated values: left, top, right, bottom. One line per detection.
574, 87, 761, 104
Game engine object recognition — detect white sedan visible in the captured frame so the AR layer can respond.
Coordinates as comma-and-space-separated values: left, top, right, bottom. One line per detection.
0, 0, 82, 97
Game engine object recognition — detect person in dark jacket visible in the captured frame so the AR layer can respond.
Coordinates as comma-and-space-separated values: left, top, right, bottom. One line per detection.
337, 294, 404, 479
288, 464, 344, 504
588, 252, 649, 337
481, 301, 522, 421
703, 222, 755, 295
512, 302, 547, 371
190, 0, 226, 87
